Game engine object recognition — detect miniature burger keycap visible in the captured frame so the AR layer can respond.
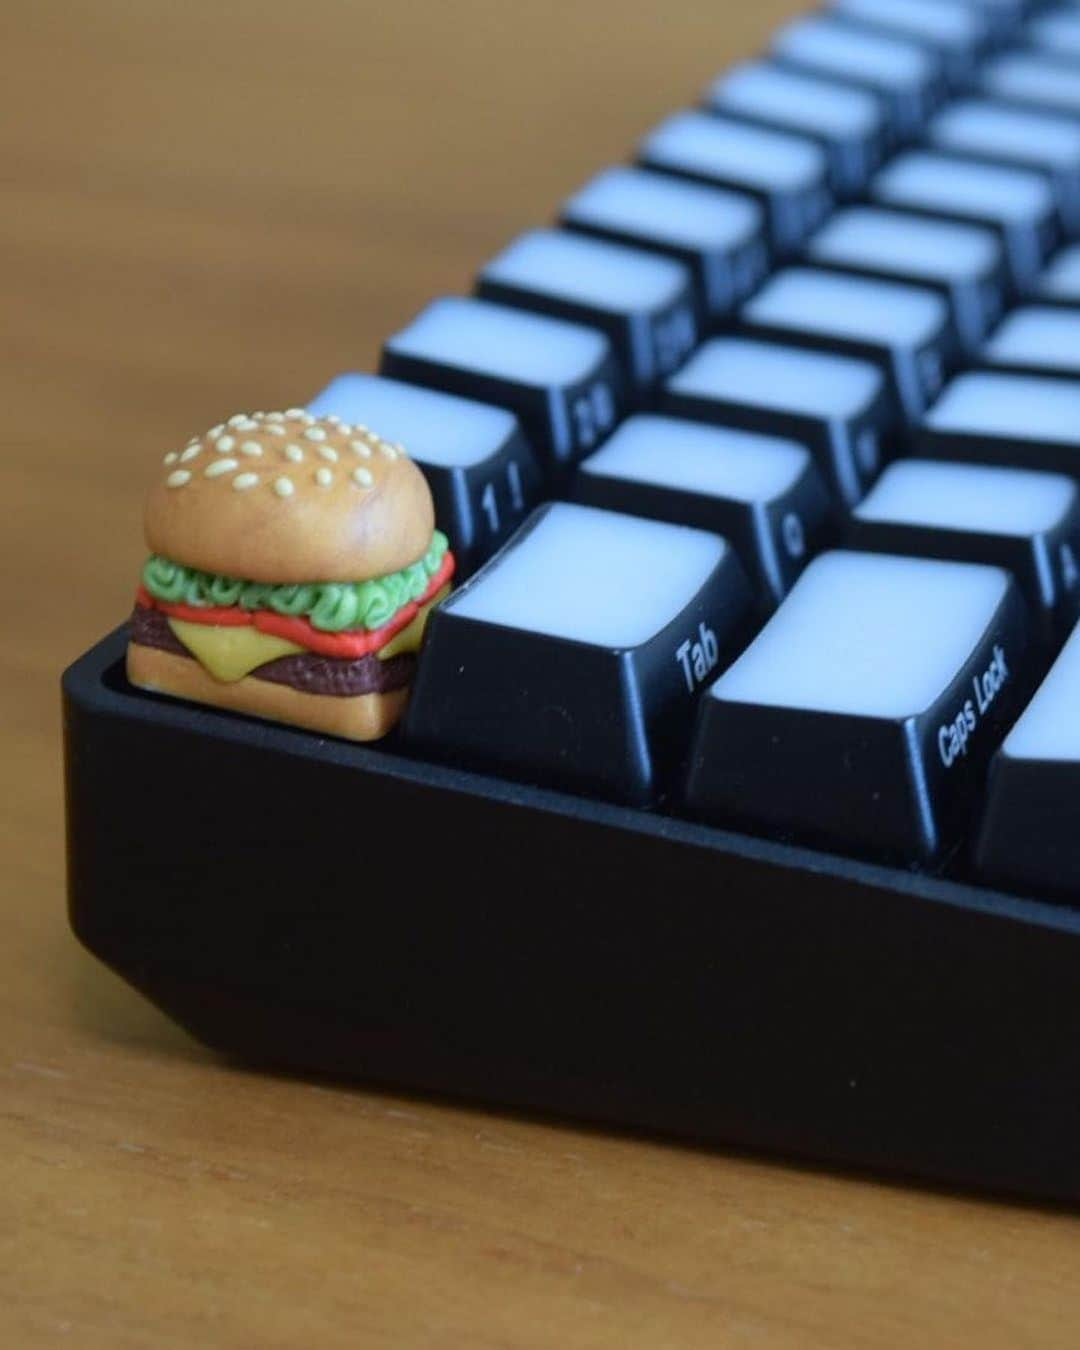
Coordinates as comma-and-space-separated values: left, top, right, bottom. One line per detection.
126, 411, 456, 741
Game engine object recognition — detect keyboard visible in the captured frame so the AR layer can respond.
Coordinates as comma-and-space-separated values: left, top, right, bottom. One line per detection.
63, 0, 1080, 1202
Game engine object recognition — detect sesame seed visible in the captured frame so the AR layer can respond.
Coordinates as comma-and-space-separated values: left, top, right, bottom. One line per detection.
317, 445, 338, 462
273, 476, 295, 498
266, 424, 286, 437
182, 445, 204, 464
253, 411, 265, 418
265, 412, 285, 423
233, 472, 259, 491
166, 470, 191, 488
216, 435, 236, 453
325, 414, 342, 425
338, 423, 353, 436
240, 441, 263, 457
352, 423, 369, 436
378, 442, 398, 460
208, 423, 225, 439
349, 440, 371, 458
315, 467, 334, 487
284, 444, 304, 463
204, 457, 238, 477
163, 452, 178, 465
303, 426, 326, 442
393, 442, 408, 458
285, 408, 305, 419
234, 417, 259, 432
352, 467, 374, 488
228, 414, 248, 428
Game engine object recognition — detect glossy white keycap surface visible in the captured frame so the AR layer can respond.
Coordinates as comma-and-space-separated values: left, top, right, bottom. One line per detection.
562, 167, 762, 251
710, 550, 1010, 718
481, 229, 686, 312
579, 415, 810, 503
447, 502, 728, 647
772, 14, 935, 88
1030, 10, 1080, 59
983, 307, 1080, 375
744, 267, 946, 346
981, 53, 1080, 117
1002, 622, 1080, 761
669, 337, 882, 418
854, 459, 1077, 536
1040, 244, 1080, 301
931, 99, 1080, 171
873, 151, 1054, 224
708, 60, 882, 138
809, 206, 1000, 280
307, 373, 518, 469
833, 0, 984, 48
387, 297, 608, 387
640, 111, 826, 192
924, 372, 1080, 446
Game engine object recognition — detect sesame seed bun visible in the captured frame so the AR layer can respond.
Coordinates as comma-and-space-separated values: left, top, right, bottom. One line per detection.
145, 410, 435, 583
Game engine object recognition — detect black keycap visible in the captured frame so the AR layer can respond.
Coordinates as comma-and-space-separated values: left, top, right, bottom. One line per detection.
1039, 244, 1080, 306
637, 110, 832, 257
869, 150, 1058, 293
849, 457, 1080, 645
684, 549, 1032, 862
917, 370, 1080, 476
661, 337, 892, 511
571, 413, 831, 613
806, 205, 1007, 354
831, 0, 989, 87
927, 99, 1080, 236
380, 296, 624, 479
560, 166, 768, 322
981, 306, 1080, 380
976, 623, 1080, 897
704, 60, 886, 198
306, 373, 543, 576
738, 266, 955, 425
404, 501, 753, 805
771, 13, 945, 142
980, 51, 1080, 120
475, 228, 697, 400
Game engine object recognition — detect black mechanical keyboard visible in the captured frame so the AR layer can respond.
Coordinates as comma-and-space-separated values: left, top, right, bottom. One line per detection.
64, 0, 1080, 1202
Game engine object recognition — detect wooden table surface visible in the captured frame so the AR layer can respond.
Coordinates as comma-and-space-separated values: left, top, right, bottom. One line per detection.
5, 1, 1080, 1344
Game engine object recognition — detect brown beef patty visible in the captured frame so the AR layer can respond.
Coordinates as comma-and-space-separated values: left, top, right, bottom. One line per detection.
129, 606, 416, 696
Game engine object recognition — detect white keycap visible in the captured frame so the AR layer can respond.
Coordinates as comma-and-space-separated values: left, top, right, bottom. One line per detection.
981, 53, 1080, 118
707, 59, 882, 142
1040, 244, 1080, 304
1001, 625, 1080, 761
1029, 10, 1080, 60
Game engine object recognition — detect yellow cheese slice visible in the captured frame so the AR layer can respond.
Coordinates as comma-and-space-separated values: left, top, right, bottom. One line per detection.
376, 586, 451, 660
167, 619, 305, 683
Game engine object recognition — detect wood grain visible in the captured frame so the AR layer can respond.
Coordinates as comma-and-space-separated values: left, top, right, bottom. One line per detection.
4, 2, 1080, 1344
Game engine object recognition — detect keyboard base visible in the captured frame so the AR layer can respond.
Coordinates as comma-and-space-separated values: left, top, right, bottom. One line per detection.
64, 628, 1080, 1202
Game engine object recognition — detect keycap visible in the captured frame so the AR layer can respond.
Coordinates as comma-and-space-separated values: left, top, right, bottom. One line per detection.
806, 206, 1007, 354
404, 501, 752, 804
980, 51, 1080, 119
927, 99, 1080, 235
661, 337, 892, 511
560, 166, 768, 322
380, 296, 624, 478
956, 0, 1025, 43
976, 623, 1080, 896
738, 267, 954, 425
981, 306, 1080, 380
771, 14, 945, 142
475, 229, 697, 399
571, 414, 831, 612
703, 60, 886, 198
1039, 244, 1080, 305
831, 0, 988, 86
305, 372, 542, 576
1029, 10, 1080, 62
684, 550, 1031, 862
849, 458, 1080, 644
637, 111, 831, 258
870, 150, 1058, 293
917, 370, 1080, 476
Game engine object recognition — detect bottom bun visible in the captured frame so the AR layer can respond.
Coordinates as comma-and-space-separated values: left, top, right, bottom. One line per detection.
126, 642, 409, 742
